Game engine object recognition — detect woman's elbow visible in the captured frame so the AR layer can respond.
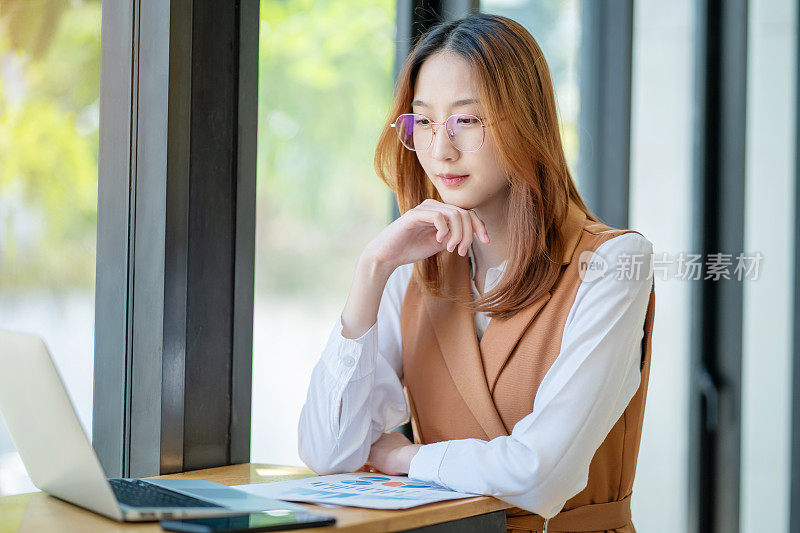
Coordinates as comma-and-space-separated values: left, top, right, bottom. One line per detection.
518, 472, 589, 518
296, 402, 373, 474
298, 445, 363, 475
298, 433, 368, 475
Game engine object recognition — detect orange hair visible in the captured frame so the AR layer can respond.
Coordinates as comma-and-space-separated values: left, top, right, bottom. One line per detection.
374, 13, 599, 319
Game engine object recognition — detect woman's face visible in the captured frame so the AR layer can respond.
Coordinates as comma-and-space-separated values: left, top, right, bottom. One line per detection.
412, 50, 509, 213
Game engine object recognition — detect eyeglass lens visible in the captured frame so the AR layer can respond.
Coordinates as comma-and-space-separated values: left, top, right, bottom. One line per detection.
394, 114, 484, 152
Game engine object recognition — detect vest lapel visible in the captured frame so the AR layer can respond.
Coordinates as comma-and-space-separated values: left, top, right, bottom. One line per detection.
422, 251, 508, 440
420, 200, 588, 439
480, 291, 552, 393
481, 200, 587, 392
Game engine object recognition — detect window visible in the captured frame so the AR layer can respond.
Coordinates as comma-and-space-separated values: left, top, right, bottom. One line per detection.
251, 0, 397, 466
0, 0, 101, 496
480, 0, 581, 176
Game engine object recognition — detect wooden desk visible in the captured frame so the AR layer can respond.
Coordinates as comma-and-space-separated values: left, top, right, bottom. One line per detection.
0, 463, 512, 532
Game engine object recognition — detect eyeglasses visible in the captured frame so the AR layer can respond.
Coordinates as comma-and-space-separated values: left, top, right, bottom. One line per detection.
390, 113, 487, 152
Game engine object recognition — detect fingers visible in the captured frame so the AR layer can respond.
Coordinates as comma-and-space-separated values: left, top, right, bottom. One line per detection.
456, 209, 473, 255
445, 210, 463, 253
467, 210, 490, 244
414, 202, 489, 254
431, 212, 448, 243
360, 462, 380, 474
412, 206, 452, 245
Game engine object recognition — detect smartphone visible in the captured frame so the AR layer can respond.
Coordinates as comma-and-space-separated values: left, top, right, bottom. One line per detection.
159, 509, 336, 532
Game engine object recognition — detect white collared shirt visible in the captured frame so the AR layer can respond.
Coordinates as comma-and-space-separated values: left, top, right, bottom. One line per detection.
297, 233, 654, 519
466, 245, 508, 341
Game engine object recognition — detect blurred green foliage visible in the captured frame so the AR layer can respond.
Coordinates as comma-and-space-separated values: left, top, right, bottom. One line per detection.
255, 0, 396, 298
0, 0, 396, 297
0, 0, 101, 291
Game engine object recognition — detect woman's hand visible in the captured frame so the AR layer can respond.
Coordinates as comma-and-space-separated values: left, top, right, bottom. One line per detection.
364, 199, 490, 271
342, 198, 486, 340
358, 431, 423, 476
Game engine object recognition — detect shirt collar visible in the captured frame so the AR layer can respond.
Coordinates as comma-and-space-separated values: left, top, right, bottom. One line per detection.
467, 243, 508, 295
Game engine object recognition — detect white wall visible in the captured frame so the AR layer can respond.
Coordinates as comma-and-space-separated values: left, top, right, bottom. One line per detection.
740, 0, 797, 530
629, 1, 695, 530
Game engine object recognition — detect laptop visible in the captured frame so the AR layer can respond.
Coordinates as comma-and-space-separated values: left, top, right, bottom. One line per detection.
0, 330, 329, 523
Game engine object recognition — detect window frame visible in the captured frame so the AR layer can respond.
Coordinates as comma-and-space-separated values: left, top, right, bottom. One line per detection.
687, 1, 748, 531
577, 0, 634, 228
93, 0, 258, 477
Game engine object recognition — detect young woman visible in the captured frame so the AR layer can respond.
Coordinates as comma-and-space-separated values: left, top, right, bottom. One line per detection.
298, 13, 655, 533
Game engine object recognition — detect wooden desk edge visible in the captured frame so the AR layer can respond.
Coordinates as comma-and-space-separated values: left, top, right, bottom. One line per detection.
155, 463, 514, 532
0, 463, 514, 533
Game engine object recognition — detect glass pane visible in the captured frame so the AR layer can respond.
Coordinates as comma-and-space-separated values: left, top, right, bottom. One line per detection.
480, 0, 581, 178
740, 0, 794, 529
0, 1, 101, 496
251, 0, 396, 466
628, 2, 693, 528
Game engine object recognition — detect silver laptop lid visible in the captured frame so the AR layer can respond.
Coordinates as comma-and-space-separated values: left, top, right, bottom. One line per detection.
0, 331, 122, 520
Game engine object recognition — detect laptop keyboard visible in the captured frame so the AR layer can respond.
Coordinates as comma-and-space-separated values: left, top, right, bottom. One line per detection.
108, 478, 223, 508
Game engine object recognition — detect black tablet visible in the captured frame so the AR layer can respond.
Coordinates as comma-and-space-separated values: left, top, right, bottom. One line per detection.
159, 509, 336, 533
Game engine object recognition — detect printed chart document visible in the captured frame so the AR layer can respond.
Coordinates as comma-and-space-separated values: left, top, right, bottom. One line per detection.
233, 473, 479, 510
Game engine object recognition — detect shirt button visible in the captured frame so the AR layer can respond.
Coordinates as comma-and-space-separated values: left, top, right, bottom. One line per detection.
342, 356, 356, 367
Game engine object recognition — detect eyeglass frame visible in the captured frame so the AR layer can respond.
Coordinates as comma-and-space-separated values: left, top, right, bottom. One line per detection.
389, 112, 489, 153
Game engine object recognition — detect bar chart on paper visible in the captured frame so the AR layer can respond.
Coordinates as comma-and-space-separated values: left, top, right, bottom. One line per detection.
233, 473, 478, 509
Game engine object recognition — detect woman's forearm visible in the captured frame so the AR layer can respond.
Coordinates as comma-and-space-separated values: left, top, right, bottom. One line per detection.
340, 251, 396, 340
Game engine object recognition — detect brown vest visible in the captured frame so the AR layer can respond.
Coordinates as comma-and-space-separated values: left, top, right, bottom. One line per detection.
401, 201, 655, 533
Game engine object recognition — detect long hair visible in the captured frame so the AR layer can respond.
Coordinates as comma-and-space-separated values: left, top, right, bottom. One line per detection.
374, 13, 599, 320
